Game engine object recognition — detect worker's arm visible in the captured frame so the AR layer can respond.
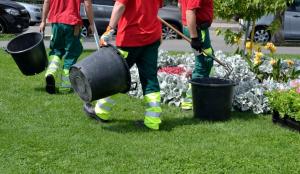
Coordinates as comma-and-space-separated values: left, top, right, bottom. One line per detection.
39, 0, 50, 32
108, 1, 126, 29
186, 9, 198, 38
84, 0, 95, 33
186, 9, 202, 51
99, 1, 126, 46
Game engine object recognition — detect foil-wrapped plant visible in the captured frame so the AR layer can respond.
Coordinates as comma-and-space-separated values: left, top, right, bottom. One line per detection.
129, 50, 299, 114
128, 50, 194, 106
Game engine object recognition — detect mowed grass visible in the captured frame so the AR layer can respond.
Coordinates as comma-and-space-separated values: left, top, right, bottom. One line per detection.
272, 54, 300, 60
1, 49, 300, 173
0, 34, 15, 41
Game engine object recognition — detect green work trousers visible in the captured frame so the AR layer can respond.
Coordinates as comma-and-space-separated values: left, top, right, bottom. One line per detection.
183, 26, 214, 78
119, 40, 161, 95
49, 23, 83, 70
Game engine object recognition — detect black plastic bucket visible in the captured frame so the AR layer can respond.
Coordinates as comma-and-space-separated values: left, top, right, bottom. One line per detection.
70, 46, 131, 102
190, 77, 236, 121
6, 32, 48, 76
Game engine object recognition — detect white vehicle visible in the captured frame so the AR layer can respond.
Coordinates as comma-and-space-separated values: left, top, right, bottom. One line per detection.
240, 0, 300, 43
16, 2, 42, 26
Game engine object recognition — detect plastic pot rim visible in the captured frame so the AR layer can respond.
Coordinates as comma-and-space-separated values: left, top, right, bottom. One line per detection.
6, 32, 44, 54
189, 77, 238, 87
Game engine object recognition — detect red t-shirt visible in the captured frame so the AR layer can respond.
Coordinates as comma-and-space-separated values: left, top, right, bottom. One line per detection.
48, 0, 82, 25
179, 0, 213, 26
116, 0, 163, 47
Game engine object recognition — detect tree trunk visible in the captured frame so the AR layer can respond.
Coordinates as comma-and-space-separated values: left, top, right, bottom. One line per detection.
271, 11, 285, 45
243, 21, 250, 56
250, 19, 256, 53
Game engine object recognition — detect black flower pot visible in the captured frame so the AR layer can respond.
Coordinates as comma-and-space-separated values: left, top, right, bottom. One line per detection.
272, 110, 300, 132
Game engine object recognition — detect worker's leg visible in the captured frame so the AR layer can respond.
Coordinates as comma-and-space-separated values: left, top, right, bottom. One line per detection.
181, 27, 214, 110
59, 24, 83, 93
45, 23, 65, 94
136, 40, 162, 130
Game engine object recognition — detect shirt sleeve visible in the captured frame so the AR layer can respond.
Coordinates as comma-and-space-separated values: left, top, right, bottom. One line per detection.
159, 0, 163, 8
186, 0, 202, 10
117, 0, 128, 5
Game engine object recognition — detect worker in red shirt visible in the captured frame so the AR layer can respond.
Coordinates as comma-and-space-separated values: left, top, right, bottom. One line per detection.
178, 0, 214, 110
40, 0, 95, 94
84, 0, 163, 130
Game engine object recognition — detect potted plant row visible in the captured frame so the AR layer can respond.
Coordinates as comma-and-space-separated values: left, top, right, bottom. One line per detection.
267, 79, 300, 131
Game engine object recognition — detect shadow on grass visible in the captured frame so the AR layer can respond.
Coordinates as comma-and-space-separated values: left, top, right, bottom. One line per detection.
102, 111, 261, 133
34, 87, 45, 92
230, 111, 261, 121
33, 87, 75, 95
102, 117, 229, 133
101, 120, 153, 133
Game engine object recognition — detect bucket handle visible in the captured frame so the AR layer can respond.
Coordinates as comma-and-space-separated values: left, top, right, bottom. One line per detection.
157, 16, 233, 78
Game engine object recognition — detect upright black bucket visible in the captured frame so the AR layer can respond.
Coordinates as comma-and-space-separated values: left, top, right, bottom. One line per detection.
190, 77, 236, 121
6, 32, 48, 76
70, 46, 131, 102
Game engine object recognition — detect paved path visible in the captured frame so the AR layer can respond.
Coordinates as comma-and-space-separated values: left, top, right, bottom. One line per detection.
1, 22, 299, 55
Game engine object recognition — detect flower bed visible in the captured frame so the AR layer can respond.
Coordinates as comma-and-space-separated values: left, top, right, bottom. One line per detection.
267, 79, 300, 128
271, 80, 300, 131
213, 51, 295, 114
128, 50, 300, 114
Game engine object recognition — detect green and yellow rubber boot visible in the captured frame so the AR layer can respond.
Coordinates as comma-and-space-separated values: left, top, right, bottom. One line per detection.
181, 84, 193, 110
45, 55, 61, 94
94, 97, 116, 121
59, 69, 73, 94
144, 92, 162, 130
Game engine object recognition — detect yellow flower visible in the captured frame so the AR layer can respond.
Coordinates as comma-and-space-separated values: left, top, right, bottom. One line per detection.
254, 58, 262, 65
255, 45, 262, 52
253, 51, 263, 65
270, 46, 277, 53
286, 59, 295, 67
246, 41, 252, 50
234, 36, 241, 44
270, 58, 277, 66
255, 51, 264, 59
264, 42, 277, 53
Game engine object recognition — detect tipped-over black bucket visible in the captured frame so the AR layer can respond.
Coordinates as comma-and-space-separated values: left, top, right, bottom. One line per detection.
6, 32, 48, 76
190, 77, 236, 121
70, 46, 131, 102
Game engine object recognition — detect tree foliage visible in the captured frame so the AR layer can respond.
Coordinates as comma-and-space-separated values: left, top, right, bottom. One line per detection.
214, 0, 294, 53
214, 0, 293, 22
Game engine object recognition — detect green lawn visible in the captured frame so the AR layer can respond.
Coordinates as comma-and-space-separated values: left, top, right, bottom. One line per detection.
272, 54, 300, 60
0, 34, 15, 41
1, 49, 300, 173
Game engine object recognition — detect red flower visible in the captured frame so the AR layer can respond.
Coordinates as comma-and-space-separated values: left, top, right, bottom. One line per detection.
158, 66, 186, 75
